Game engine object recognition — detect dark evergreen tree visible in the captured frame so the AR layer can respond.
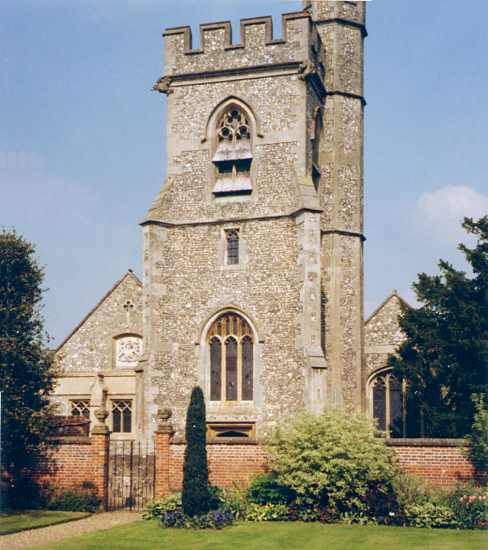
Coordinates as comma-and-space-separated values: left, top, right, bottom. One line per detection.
0, 230, 56, 507
181, 386, 211, 517
389, 217, 488, 437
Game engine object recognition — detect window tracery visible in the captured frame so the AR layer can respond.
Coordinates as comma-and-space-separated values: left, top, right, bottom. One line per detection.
212, 107, 252, 195
370, 371, 406, 437
208, 313, 254, 402
71, 399, 90, 419
112, 399, 133, 433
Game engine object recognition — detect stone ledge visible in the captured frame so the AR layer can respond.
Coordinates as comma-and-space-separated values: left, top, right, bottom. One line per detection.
172, 437, 259, 446
386, 438, 467, 448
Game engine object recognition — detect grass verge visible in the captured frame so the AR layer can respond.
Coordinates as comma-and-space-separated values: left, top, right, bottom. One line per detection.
34, 520, 487, 550
0, 510, 90, 536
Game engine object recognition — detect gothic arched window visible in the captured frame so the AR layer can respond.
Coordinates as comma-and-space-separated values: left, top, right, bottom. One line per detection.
370, 371, 406, 437
208, 312, 254, 402
212, 107, 252, 195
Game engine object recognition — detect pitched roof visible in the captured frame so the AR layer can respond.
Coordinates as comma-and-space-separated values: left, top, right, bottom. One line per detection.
56, 269, 142, 352
365, 290, 413, 326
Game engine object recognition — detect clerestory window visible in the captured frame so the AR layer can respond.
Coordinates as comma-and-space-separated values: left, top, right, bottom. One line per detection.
208, 313, 254, 402
212, 107, 252, 195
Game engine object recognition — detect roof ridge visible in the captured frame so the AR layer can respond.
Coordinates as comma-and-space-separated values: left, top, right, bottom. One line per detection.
365, 290, 413, 326
56, 269, 142, 351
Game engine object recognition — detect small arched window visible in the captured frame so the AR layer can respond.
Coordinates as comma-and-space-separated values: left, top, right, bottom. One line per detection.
208, 313, 254, 402
212, 107, 252, 195
370, 371, 406, 437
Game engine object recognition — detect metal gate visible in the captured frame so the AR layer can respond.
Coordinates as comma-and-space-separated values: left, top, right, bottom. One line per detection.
107, 440, 155, 511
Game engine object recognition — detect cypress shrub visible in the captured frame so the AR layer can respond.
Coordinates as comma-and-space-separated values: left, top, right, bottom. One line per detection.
182, 386, 211, 517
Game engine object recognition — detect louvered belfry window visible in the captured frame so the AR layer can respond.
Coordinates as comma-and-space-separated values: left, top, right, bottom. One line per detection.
208, 313, 254, 402
212, 107, 252, 195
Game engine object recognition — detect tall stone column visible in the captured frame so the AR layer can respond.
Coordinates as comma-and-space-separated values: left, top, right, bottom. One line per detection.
306, 0, 366, 411
90, 405, 110, 510
154, 408, 174, 498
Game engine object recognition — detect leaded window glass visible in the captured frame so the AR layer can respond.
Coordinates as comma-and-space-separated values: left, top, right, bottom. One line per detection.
372, 377, 387, 432
226, 230, 239, 265
225, 337, 238, 401
210, 337, 222, 401
71, 399, 90, 419
112, 399, 132, 433
371, 372, 408, 437
242, 336, 253, 401
207, 312, 254, 402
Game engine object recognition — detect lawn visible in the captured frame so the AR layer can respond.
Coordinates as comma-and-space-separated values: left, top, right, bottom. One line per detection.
0, 510, 90, 536
34, 520, 487, 550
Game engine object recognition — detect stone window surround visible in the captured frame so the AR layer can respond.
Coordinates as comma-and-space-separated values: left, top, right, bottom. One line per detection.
197, 307, 263, 423
109, 395, 135, 439
203, 96, 260, 204
366, 367, 407, 438
219, 226, 248, 270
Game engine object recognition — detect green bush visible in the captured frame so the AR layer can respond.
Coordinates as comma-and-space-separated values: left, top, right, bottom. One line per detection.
144, 492, 182, 519
404, 502, 458, 529
443, 485, 488, 529
247, 474, 295, 505
48, 482, 99, 512
182, 386, 211, 517
144, 491, 234, 529
267, 409, 400, 518
245, 503, 289, 522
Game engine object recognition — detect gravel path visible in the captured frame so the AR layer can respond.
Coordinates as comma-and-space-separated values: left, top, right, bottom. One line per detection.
1, 511, 141, 549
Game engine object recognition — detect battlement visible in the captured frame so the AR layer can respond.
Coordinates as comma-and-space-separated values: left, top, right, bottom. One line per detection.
163, 11, 314, 77
305, 1, 366, 27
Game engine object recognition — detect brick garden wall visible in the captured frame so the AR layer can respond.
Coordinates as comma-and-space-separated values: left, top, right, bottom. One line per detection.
169, 441, 268, 491
33, 438, 93, 490
387, 439, 475, 487
33, 435, 477, 507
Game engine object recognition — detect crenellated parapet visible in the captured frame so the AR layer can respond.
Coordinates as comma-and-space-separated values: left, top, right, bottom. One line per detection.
162, 11, 316, 78
305, 1, 366, 29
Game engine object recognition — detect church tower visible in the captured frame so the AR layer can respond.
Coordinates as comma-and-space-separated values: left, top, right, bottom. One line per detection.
138, 1, 366, 439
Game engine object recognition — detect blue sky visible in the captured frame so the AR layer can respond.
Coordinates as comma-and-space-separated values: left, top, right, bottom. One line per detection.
1, 0, 487, 345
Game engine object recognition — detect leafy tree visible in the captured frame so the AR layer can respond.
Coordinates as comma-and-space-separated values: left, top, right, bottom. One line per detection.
0, 230, 56, 506
181, 386, 211, 517
466, 395, 488, 475
389, 217, 488, 437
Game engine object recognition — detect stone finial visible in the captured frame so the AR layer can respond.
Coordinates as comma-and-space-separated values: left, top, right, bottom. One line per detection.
156, 407, 174, 435
94, 405, 109, 424
92, 405, 110, 434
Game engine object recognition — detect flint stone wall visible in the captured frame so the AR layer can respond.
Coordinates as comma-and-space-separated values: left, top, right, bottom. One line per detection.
56, 273, 143, 374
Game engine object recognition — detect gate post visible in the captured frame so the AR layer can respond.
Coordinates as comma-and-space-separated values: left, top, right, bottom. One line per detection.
91, 405, 110, 510
154, 408, 174, 499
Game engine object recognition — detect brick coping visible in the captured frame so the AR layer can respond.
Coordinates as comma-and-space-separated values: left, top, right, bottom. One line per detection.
386, 438, 467, 447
